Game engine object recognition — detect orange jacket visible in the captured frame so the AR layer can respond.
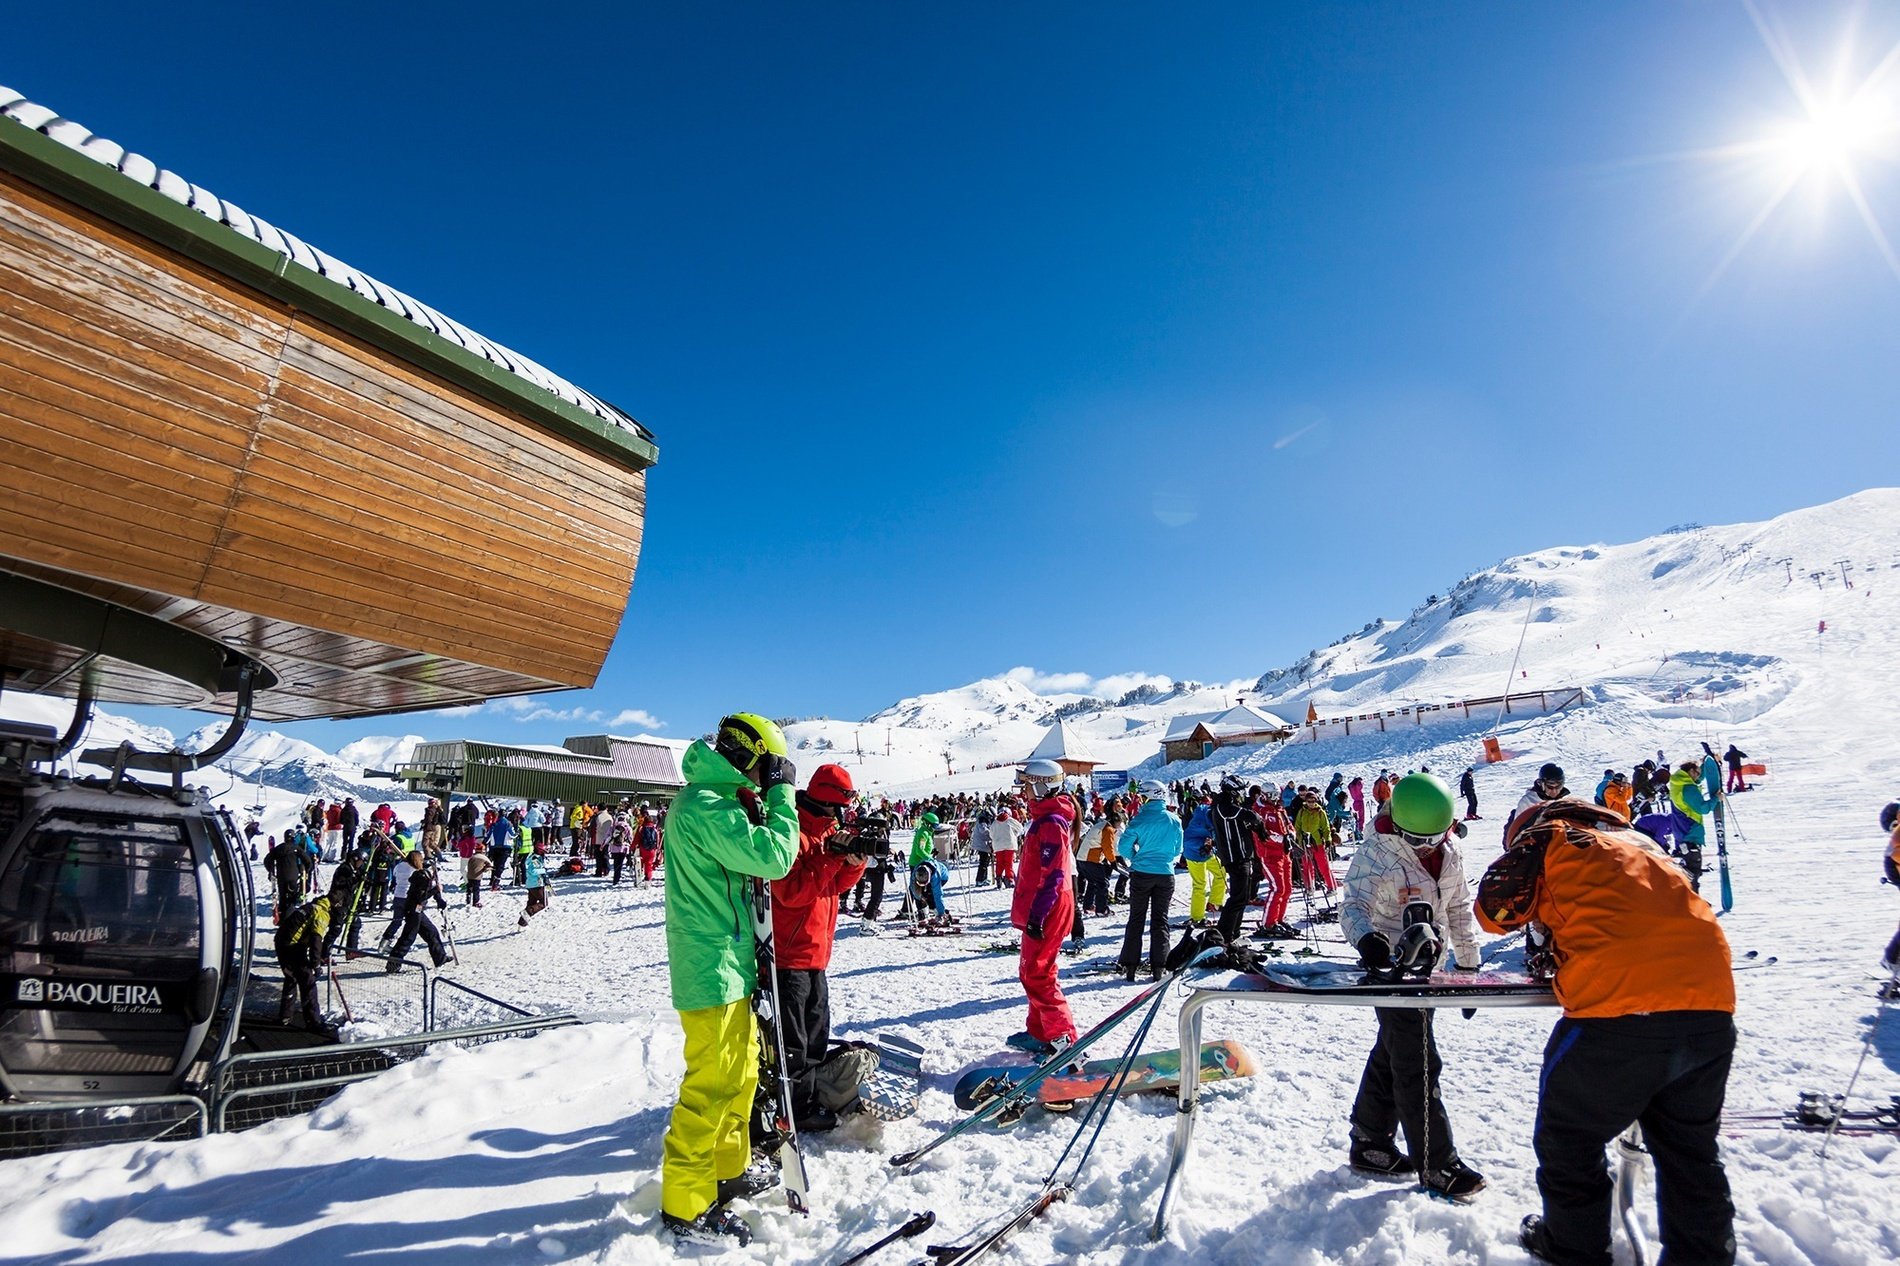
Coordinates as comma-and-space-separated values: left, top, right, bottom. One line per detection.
1602, 781, 1632, 820
1477, 813, 1733, 1019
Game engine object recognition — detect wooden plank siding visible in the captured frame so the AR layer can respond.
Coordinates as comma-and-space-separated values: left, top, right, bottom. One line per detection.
0, 169, 647, 722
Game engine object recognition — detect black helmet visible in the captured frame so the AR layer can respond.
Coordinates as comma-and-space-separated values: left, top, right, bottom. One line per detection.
1538, 763, 1564, 784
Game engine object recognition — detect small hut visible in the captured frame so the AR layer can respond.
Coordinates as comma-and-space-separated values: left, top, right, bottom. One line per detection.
1025, 720, 1101, 777
1160, 703, 1293, 764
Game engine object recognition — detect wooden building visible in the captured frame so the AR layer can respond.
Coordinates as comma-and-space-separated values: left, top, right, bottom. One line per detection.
0, 88, 656, 722
1159, 703, 1294, 765
1025, 720, 1102, 778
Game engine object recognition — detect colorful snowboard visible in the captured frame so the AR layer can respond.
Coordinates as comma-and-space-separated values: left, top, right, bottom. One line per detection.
858, 1033, 925, 1122
952, 1040, 1256, 1111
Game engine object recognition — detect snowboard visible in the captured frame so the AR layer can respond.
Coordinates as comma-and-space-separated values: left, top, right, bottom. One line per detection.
951, 1040, 1256, 1111
749, 877, 810, 1213
1255, 960, 1552, 1000
858, 1033, 925, 1122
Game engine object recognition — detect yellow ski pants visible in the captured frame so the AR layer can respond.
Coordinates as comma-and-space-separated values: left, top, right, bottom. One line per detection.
1186, 856, 1227, 923
662, 998, 759, 1221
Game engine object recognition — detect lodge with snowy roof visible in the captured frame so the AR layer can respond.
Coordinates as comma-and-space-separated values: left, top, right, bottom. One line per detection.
1159, 703, 1294, 764
0, 87, 655, 723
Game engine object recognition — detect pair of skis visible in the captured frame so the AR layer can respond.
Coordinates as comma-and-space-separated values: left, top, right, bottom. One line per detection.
750, 876, 810, 1214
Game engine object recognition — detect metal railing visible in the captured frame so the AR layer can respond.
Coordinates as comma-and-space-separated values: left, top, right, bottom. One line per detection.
424, 975, 536, 1031
0, 1094, 207, 1159
209, 1014, 580, 1132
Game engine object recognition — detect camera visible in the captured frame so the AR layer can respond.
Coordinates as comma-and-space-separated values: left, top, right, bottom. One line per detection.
828, 815, 893, 858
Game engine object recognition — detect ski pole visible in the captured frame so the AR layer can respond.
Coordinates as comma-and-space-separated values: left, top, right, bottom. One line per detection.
835, 1211, 935, 1266
1822, 960, 1900, 1159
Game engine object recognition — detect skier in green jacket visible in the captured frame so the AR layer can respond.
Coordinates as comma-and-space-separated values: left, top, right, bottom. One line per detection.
907, 811, 951, 920
660, 713, 800, 1247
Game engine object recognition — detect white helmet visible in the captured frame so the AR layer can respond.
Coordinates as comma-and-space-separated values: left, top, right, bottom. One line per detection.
1021, 758, 1063, 793
1138, 779, 1170, 801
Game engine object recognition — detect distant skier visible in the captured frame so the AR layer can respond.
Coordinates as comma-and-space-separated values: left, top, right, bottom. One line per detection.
1182, 789, 1225, 926
321, 844, 371, 962
1723, 744, 1750, 793
659, 713, 798, 1247
1668, 761, 1714, 888
1009, 759, 1079, 1058
1117, 780, 1182, 980
518, 851, 548, 927
274, 893, 335, 1036
1208, 777, 1266, 945
990, 804, 1022, 888
1458, 767, 1480, 821
1478, 798, 1736, 1266
384, 852, 451, 972
1347, 775, 1367, 832
1341, 773, 1485, 1201
1506, 763, 1568, 843
908, 811, 951, 922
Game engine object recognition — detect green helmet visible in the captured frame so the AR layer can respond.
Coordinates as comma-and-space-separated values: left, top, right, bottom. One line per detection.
1390, 772, 1456, 837
715, 712, 789, 774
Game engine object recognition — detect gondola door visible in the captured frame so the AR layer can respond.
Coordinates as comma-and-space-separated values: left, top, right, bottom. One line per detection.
0, 786, 227, 1100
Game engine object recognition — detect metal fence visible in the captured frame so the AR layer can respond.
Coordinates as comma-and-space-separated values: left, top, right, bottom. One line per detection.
0, 1013, 581, 1155
209, 1014, 580, 1133
0, 1095, 206, 1160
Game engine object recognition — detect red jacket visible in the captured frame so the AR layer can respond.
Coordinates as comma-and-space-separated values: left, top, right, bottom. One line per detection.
772, 808, 866, 971
1013, 793, 1077, 931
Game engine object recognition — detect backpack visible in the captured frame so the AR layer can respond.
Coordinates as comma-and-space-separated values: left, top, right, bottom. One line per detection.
637, 823, 660, 849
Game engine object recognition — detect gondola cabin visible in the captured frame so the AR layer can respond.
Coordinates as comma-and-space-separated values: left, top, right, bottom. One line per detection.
0, 772, 247, 1100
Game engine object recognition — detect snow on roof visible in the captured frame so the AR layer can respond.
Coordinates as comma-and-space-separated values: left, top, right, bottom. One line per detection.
1027, 719, 1100, 764
1163, 703, 1290, 742
0, 86, 649, 444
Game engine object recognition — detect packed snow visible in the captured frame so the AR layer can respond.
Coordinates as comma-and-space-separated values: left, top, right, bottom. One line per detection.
2, 490, 1897, 1264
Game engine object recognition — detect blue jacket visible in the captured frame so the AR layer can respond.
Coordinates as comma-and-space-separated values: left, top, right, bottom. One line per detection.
524, 855, 545, 889
1122, 800, 1184, 875
1183, 803, 1213, 863
486, 819, 515, 851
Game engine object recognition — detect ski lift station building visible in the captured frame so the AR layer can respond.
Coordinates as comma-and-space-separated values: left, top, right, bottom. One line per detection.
0, 87, 656, 722
0, 86, 656, 1113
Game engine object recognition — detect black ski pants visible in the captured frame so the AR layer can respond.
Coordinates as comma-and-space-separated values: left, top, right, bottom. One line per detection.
277, 952, 324, 1030
1119, 871, 1173, 976
1215, 854, 1260, 946
1533, 1011, 1736, 1266
974, 851, 991, 887
391, 906, 447, 967
610, 851, 626, 884
776, 967, 831, 1117
1351, 1006, 1458, 1173
856, 864, 886, 918
1077, 860, 1111, 915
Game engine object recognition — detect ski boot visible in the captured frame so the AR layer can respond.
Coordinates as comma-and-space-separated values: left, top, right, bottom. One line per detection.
1005, 1031, 1055, 1056
1517, 1215, 1556, 1264
1421, 1158, 1486, 1203
664, 1206, 752, 1247
715, 1156, 781, 1205
1347, 1127, 1413, 1180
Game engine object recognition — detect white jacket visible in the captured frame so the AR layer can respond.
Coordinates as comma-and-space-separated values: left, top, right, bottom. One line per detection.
990, 815, 1024, 852
1340, 826, 1481, 970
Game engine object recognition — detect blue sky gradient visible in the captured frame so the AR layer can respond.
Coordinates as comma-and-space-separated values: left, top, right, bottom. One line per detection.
10, 2, 1900, 748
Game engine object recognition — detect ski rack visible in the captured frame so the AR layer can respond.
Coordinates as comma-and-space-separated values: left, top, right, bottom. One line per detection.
1148, 968, 1561, 1243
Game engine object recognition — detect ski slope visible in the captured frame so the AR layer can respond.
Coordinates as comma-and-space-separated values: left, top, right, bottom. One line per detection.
2, 491, 1897, 1264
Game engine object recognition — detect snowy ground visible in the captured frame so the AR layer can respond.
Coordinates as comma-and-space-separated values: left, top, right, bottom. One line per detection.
5, 695, 1896, 1266
4, 494, 1897, 1264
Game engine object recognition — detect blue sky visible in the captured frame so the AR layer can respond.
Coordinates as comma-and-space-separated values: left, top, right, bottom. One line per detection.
10, 2, 1900, 750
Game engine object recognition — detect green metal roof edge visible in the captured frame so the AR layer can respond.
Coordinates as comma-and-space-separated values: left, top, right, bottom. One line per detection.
0, 118, 658, 472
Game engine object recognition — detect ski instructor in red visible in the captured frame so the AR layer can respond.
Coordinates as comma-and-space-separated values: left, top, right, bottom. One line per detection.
1009, 758, 1079, 1056
659, 713, 799, 1248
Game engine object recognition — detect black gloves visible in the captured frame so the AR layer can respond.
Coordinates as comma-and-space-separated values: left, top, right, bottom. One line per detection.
1024, 917, 1045, 941
1357, 933, 1393, 971
758, 754, 797, 792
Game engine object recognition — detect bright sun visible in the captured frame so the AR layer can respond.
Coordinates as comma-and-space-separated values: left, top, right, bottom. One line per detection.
1688, 2, 1900, 292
